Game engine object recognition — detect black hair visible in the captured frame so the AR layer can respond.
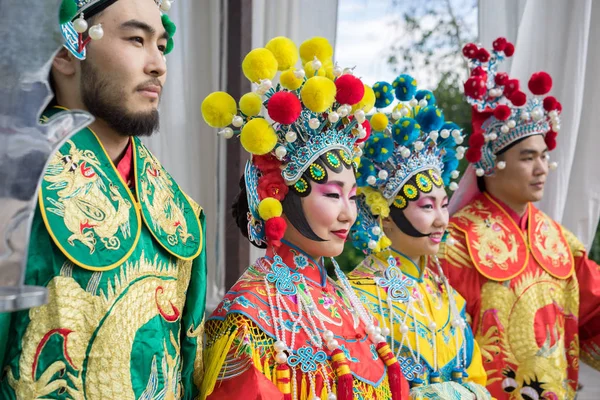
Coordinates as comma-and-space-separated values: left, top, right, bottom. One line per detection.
231, 150, 354, 247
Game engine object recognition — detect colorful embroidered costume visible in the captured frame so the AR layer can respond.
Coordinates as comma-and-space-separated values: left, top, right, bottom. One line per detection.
200, 35, 409, 399
439, 38, 600, 399
347, 72, 491, 399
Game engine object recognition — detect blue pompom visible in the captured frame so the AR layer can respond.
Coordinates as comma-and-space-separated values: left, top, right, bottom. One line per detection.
392, 118, 420, 146
416, 105, 444, 132
351, 229, 371, 251
372, 81, 395, 108
438, 121, 462, 148
356, 158, 376, 186
392, 74, 417, 101
364, 132, 395, 163
441, 150, 459, 185
415, 90, 436, 105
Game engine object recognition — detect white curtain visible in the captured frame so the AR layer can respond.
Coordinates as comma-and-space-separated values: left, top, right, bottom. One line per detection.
479, 0, 600, 250
144, 0, 226, 312
249, 0, 340, 264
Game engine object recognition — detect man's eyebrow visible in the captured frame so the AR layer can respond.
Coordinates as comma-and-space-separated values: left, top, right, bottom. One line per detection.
120, 19, 169, 40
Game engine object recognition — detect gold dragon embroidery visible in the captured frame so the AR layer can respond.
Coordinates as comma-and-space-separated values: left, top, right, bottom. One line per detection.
43, 140, 132, 253
531, 213, 570, 268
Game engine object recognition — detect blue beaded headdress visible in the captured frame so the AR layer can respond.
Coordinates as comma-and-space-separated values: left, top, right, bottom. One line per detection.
462, 37, 561, 176
350, 73, 463, 253
59, 0, 175, 60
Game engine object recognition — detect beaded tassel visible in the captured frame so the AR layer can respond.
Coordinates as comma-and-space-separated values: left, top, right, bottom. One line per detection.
276, 364, 292, 400
331, 349, 353, 400
377, 342, 407, 400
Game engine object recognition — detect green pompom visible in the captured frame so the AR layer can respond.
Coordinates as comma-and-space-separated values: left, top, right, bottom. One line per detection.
161, 14, 177, 37
165, 38, 174, 55
59, 0, 78, 24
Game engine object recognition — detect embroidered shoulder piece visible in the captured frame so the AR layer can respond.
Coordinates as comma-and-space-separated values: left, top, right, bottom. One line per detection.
38, 114, 140, 271
450, 193, 573, 281
133, 139, 202, 260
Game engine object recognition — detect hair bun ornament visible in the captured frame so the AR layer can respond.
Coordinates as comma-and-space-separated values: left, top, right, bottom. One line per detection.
461, 37, 562, 175
201, 36, 369, 247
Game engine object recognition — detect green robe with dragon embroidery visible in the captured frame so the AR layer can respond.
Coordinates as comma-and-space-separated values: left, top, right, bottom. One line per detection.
0, 107, 207, 399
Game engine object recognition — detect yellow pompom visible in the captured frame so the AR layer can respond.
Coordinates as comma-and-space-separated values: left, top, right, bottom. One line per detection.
299, 37, 334, 64
242, 48, 278, 83
304, 60, 327, 78
280, 69, 303, 91
240, 118, 278, 155
239, 92, 263, 116
300, 76, 337, 113
201, 91, 237, 128
265, 36, 299, 71
378, 235, 392, 250
351, 84, 376, 113
370, 113, 389, 131
258, 197, 283, 220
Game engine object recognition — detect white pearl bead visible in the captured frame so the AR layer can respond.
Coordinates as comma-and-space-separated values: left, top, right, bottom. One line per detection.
368, 240, 377, 250
497, 161, 506, 170
531, 107, 544, 121
451, 318, 460, 327
500, 125, 509, 134
218, 128, 234, 139
372, 226, 381, 236
449, 182, 459, 191
400, 107, 410, 116
275, 146, 287, 160
476, 168, 485, 177
429, 131, 439, 141
378, 170, 388, 180
549, 110, 558, 119
552, 122, 560, 132
456, 146, 465, 154
309, 118, 320, 129
333, 65, 343, 77
374, 326, 382, 336
285, 131, 297, 143
451, 129, 461, 139
232, 115, 244, 127
447, 237, 456, 246
275, 352, 288, 364
521, 112, 531, 121
381, 327, 390, 336
489, 133, 498, 141
456, 152, 464, 160
440, 129, 450, 139
327, 393, 337, 400
419, 99, 428, 108
373, 334, 385, 343
414, 141, 424, 151
294, 69, 306, 79
326, 339, 339, 351
343, 67, 354, 75
507, 120, 516, 128
328, 112, 340, 123
354, 109, 366, 123
549, 161, 558, 170
355, 148, 363, 158
428, 321, 437, 330
160, 0, 172, 11
401, 148, 411, 158
366, 175, 377, 186
274, 340, 287, 352
455, 136, 464, 145
358, 127, 367, 139
323, 330, 334, 341
338, 107, 349, 118
409, 98, 419, 107
74, 17, 88, 33
391, 111, 401, 120
311, 57, 322, 71
400, 324, 409, 334
88, 24, 104, 40
450, 170, 460, 179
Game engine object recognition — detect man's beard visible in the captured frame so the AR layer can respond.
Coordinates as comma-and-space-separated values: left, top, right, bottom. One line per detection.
81, 62, 160, 137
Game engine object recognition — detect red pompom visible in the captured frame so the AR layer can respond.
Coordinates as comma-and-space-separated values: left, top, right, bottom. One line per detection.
543, 96, 558, 111
464, 76, 487, 100
468, 133, 485, 148
509, 91, 527, 107
335, 74, 365, 105
465, 147, 482, 163
462, 43, 479, 58
477, 48, 491, 63
546, 130, 558, 141
493, 37, 507, 52
493, 104, 512, 120
504, 42, 515, 57
494, 72, 509, 86
471, 66, 487, 77
545, 137, 557, 151
265, 216, 287, 247
556, 102, 563, 113
355, 120, 372, 143
268, 92, 302, 124
528, 71, 553, 96
503, 79, 520, 96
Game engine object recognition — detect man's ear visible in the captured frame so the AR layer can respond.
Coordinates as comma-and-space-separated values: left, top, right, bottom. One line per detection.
382, 216, 394, 230
52, 47, 77, 77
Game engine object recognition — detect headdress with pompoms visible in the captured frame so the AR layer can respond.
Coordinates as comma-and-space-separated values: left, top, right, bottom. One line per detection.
350, 74, 464, 253
59, 0, 176, 60
201, 36, 373, 248
461, 37, 561, 177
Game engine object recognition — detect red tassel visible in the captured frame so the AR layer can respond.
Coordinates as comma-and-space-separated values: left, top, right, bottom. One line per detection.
331, 349, 353, 400
276, 363, 292, 400
377, 342, 408, 400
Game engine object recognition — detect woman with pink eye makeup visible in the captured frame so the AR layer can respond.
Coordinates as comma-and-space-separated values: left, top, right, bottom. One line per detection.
341, 75, 491, 399
200, 37, 409, 400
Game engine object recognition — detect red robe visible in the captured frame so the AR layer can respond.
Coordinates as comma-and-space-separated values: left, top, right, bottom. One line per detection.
438, 192, 600, 400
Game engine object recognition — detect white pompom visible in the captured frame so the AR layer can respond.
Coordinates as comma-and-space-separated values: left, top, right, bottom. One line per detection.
285, 131, 297, 143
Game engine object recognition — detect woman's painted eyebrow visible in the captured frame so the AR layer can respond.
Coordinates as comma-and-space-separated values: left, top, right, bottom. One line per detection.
328, 180, 357, 189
